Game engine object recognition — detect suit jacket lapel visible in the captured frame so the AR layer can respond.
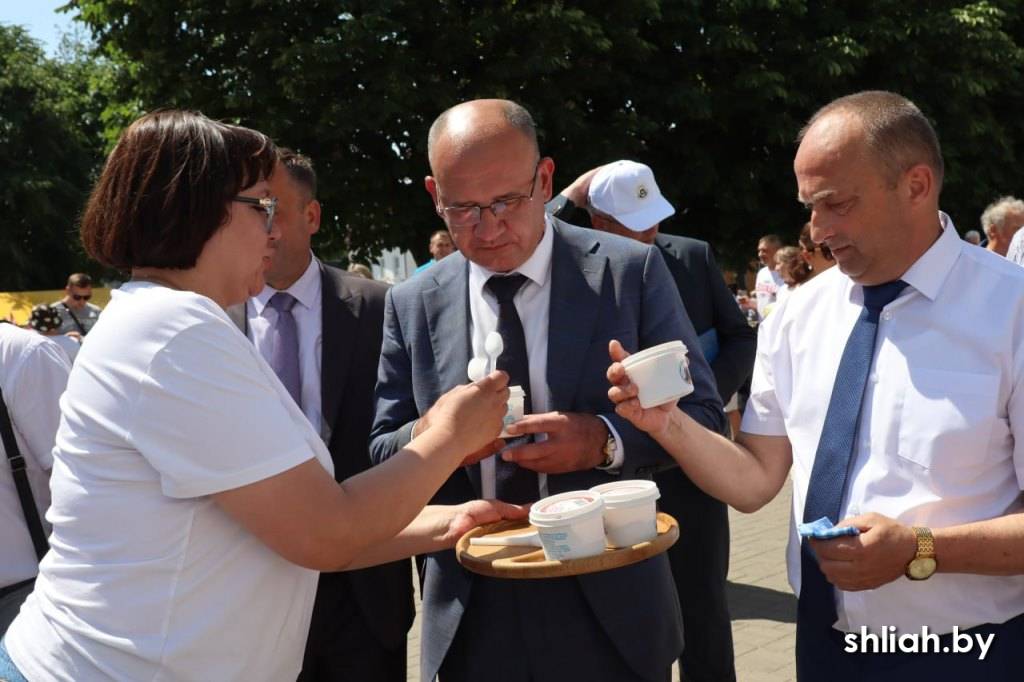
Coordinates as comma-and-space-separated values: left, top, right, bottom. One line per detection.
422, 258, 481, 493
320, 262, 361, 446
547, 223, 605, 410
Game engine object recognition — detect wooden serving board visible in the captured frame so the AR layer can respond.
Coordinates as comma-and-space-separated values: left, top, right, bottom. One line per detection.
456, 512, 678, 579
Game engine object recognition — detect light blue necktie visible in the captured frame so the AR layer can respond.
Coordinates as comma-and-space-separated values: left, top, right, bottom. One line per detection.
798, 280, 907, 627
268, 291, 301, 407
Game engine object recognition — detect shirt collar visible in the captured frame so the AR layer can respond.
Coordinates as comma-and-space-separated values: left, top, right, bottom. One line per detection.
839, 211, 959, 306
468, 214, 554, 295
253, 253, 320, 313
897, 211, 960, 302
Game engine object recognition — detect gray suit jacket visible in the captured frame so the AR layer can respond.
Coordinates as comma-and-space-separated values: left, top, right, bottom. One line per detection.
655, 233, 756, 402
370, 219, 726, 680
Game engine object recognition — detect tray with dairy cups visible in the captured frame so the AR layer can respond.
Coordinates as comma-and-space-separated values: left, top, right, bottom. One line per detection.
456, 481, 678, 579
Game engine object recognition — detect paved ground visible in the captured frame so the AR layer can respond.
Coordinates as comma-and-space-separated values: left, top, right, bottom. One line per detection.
406, 477, 797, 681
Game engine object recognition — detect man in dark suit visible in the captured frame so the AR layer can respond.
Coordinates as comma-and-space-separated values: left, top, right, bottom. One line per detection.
549, 160, 756, 682
370, 100, 727, 682
228, 150, 412, 682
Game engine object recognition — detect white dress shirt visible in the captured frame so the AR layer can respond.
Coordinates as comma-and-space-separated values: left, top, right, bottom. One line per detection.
754, 267, 783, 318
247, 256, 325, 439
468, 216, 623, 499
742, 213, 1024, 634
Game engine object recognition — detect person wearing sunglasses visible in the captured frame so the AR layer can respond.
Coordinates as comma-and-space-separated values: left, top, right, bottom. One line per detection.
52, 273, 103, 337
798, 221, 837, 277
0, 110, 524, 682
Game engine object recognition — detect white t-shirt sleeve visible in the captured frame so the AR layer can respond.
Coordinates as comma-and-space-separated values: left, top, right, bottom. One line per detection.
127, 319, 316, 499
8, 336, 71, 471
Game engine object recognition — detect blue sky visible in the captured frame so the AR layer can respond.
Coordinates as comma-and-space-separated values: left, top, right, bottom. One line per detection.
1, 0, 79, 55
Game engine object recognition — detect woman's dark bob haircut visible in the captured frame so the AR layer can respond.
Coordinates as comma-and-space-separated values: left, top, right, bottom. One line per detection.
81, 110, 278, 271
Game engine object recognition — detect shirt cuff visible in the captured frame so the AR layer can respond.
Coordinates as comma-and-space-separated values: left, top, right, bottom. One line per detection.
595, 415, 624, 473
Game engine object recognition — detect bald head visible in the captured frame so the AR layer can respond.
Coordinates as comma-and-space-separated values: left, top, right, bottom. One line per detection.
427, 99, 539, 171
799, 90, 943, 195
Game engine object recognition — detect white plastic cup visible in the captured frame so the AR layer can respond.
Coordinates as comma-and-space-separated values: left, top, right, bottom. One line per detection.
590, 480, 661, 548
621, 340, 694, 408
528, 490, 607, 561
499, 385, 526, 438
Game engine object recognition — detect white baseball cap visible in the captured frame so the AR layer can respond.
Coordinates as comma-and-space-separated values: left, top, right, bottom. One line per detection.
588, 160, 675, 232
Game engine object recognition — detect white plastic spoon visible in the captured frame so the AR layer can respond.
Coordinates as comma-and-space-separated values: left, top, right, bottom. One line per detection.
467, 357, 488, 382
469, 530, 542, 547
484, 331, 504, 374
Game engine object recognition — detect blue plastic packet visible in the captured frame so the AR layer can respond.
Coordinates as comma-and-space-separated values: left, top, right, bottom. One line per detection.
797, 517, 861, 539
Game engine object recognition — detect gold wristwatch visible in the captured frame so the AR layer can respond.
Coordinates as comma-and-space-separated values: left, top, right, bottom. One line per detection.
599, 431, 617, 468
905, 526, 937, 580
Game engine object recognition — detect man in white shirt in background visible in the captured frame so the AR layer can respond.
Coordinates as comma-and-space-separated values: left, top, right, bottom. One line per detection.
739, 235, 783, 320
979, 196, 1024, 257
0, 323, 71, 631
608, 90, 1024, 680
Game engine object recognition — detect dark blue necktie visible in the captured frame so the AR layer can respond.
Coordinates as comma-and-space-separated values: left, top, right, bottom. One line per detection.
798, 279, 907, 627
486, 274, 538, 504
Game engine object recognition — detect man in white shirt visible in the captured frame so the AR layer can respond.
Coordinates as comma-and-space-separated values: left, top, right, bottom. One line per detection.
742, 234, 783, 319
0, 323, 71, 631
229, 150, 411, 682
979, 196, 1024, 257
607, 91, 1024, 679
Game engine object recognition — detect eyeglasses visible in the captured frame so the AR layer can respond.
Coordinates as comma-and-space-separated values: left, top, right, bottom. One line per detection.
802, 244, 834, 261
72, 294, 91, 301
232, 196, 277, 234
437, 160, 542, 229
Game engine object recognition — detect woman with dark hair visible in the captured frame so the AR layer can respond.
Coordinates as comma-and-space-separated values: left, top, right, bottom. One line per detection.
0, 110, 516, 681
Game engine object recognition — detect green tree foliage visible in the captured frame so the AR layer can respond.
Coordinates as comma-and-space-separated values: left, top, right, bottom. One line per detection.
0, 25, 114, 290
67, 1, 1024, 269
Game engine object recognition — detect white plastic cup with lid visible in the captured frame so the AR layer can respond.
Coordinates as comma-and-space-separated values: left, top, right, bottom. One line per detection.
620, 340, 694, 408
499, 385, 526, 438
528, 490, 607, 561
589, 480, 661, 548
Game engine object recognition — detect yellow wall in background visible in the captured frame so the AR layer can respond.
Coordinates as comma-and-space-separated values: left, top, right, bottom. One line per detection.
0, 289, 113, 326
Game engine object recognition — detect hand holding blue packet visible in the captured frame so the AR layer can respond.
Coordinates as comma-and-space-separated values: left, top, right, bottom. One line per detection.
798, 517, 861, 539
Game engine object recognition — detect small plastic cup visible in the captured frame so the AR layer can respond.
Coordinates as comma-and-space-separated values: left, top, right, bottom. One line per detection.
529, 490, 607, 561
590, 480, 662, 548
499, 385, 526, 438
621, 340, 694, 408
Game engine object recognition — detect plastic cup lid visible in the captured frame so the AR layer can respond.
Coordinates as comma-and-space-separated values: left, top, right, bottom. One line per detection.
590, 480, 661, 504
529, 490, 604, 525
621, 340, 687, 368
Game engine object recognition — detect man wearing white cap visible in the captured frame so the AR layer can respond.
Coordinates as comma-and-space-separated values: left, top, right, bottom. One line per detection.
549, 160, 755, 682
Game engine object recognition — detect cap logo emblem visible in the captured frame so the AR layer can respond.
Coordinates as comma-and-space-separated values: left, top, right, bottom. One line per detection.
636, 184, 648, 200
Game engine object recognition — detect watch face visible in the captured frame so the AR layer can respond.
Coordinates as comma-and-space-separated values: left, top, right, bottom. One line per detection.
908, 557, 937, 580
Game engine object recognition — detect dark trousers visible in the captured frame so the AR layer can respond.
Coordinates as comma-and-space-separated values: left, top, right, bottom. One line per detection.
656, 468, 735, 682
796, 611, 1024, 681
439, 575, 671, 682
297, 576, 405, 682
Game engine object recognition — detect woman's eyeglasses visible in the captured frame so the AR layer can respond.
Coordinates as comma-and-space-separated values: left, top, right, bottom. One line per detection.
803, 244, 834, 261
232, 196, 277, 234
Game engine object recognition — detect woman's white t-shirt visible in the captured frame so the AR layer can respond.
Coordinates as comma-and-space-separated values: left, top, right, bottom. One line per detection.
7, 283, 334, 681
